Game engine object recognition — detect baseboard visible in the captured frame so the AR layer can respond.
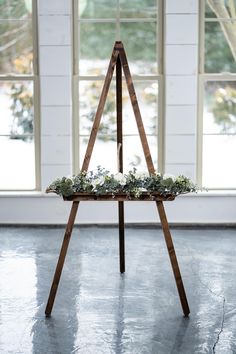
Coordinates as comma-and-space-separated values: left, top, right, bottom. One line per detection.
1, 223, 236, 229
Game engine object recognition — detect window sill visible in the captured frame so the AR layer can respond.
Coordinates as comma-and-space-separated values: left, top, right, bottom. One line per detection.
0, 190, 236, 198
180, 190, 236, 197
0, 191, 57, 198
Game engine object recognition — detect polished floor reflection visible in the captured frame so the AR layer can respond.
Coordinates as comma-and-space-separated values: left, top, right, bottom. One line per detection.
0, 226, 236, 354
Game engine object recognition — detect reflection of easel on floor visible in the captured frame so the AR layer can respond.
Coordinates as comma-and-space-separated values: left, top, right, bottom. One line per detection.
45, 41, 190, 317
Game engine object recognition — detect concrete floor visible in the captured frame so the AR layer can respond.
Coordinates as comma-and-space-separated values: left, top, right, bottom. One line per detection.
0, 226, 236, 354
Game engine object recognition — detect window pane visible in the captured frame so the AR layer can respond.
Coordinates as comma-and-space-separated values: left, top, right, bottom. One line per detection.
79, 0, 117, 19
0, 1, 35, 191
78, 1, 160, 174
0, 0, 32, 19
205, 1, 236, 19
119, 0, 157, 18
123, 135, 157, 171
122, 81, 158, 135
0, 0, 33, 75
80, 134, 117, 171
79, 22, 116, 75
205, 2, 216, 18
204, 81, 236, 134
203, 81, 236, 188
120, 22, 157, 74
79, 80, 116, 136
205, 21, 236, 73
0, 81, 34, 136
79, 79, 158, 171
78, 0, 157, 19
79, 80, 158, 136
0, 136, 35, 189
0, 80, 35, 190
79, 134, 157, 172
202, 135, 236, 188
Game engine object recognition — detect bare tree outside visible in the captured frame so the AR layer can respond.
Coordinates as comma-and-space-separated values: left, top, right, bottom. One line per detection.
207, 0, 236, 61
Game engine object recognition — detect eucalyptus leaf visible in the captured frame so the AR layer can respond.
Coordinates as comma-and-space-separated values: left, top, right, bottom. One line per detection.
46, 167, 197, 198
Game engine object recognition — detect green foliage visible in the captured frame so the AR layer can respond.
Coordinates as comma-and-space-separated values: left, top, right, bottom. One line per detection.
46, 166, 197, 198
73, 171, 93, 193
48, 177, 74, 197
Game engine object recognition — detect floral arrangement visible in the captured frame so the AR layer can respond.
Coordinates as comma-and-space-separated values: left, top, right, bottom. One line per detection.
46, 166, 196, 199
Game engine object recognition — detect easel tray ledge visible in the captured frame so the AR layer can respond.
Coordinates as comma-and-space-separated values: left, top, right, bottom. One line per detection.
63, 193, 176, 202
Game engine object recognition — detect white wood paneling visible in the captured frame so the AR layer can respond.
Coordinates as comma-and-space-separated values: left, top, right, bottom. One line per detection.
166, 0, 198, 14
38, 0, 71, 15
166, 45, 198, 75
166, 14, 198, 45
166, 76, 197, 105
38, 15, 71, 45
166, 105, 197, 135
40, 46, 71, 76
165, 135, 196, 164
41, 106, 71, 136
40, 76, 71, 106
41, 136, 71, 165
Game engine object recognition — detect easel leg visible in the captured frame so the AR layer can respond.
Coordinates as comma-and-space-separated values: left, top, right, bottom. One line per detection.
156, 201, 190, 317
45, 201, 79, 316
118, 201, 125, 273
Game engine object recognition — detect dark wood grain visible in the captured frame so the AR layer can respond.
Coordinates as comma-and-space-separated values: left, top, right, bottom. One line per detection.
45, 202, 79, 316
63, 193, 175, 202
116, 53, 125, 273
157, 201, 190, 316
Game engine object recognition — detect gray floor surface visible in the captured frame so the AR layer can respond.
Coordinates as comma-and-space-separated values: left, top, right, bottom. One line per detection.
0, 226, 236, 354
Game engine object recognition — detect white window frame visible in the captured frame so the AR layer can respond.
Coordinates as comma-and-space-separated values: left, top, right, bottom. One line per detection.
72, 0, 164, 174
198, 0, 236, 190
0, 0, 40, 191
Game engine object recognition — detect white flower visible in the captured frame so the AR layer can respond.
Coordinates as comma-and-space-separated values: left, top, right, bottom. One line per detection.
163, 173, 176, 181
134, 171, 149, 180
138, 187, 147, 192
155, 172, 161, 177
114, 172, 127, 185
91, 176, 105, 188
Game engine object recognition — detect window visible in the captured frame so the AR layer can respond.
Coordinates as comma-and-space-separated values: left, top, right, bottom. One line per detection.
73, 0, 163, 173
199, 0, 236, 189
0, 0, 39, 190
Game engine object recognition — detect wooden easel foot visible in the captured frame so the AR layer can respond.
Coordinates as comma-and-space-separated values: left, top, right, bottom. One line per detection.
45, 202, 79, 316
157, 201, 190, 316
118, 201, 125, 273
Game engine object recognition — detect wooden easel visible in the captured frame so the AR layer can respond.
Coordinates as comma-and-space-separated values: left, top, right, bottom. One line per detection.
45, 41, 190, 317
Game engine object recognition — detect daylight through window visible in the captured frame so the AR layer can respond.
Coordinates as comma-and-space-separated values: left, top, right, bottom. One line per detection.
74, 0, 161, 173
0, 0, 38, 190
200, 0, 236, 189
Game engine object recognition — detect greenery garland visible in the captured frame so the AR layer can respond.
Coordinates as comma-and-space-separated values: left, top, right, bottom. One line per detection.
46, 166, 197, 198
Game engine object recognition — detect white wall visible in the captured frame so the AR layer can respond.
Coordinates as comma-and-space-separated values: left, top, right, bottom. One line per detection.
38, 0, 73, 191
1, 0, 236, 225
165, 0, 198, 180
